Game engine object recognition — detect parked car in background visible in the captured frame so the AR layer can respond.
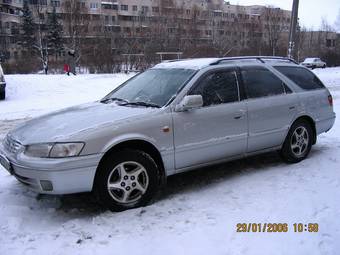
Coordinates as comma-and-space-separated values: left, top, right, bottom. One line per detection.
0, 56, 336, 211
0, 64, 6, 100
301, 58, 327, 69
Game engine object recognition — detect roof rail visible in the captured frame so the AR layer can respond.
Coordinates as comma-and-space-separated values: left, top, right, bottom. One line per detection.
210, 56, 299, 65
161, 58, 189, 63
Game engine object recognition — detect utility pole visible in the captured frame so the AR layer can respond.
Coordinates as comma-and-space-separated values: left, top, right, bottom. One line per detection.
288, 0, 299, 59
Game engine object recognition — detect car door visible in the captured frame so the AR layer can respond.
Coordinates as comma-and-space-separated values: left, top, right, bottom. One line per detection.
172, 68, 248, 170
240, 66, 298, 152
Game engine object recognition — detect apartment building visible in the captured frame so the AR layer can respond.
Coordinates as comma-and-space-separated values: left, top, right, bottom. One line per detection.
0, 0, 292, 62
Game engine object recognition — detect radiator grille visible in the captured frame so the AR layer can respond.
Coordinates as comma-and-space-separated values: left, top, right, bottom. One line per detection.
3, 135, 23, 154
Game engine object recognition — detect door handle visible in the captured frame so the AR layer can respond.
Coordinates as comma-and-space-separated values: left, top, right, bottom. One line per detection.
234, 110, 246, 120
289, 106, 296, 110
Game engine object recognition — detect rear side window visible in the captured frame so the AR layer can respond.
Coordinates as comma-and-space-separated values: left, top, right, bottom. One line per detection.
241, 67, 286, 99
274, 66, 325, 90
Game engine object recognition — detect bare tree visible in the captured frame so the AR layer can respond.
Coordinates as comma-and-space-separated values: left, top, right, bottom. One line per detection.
32, 3, 49, 73
62, 0, 90, 67
263, 6, 286, 56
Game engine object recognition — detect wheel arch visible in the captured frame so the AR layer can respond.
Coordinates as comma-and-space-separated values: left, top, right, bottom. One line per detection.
291, 115, 317, 144
95, 139, 166, 189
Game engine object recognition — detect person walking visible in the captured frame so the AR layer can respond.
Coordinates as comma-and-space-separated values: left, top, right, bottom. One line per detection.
67, 50, 76, 75
64, 63, 70, 75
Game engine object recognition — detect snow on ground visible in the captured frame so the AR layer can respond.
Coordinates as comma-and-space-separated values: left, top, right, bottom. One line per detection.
0, 68, 340, 255
0, 73, 135, 120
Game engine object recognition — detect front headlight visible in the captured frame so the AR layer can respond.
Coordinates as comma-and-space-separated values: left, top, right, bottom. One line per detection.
49, 143, 84, 158
25, 142, 84, 158
25, 143, 53, 158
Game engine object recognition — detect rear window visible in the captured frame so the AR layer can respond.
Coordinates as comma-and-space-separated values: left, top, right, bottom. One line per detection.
274, 66, 325, 90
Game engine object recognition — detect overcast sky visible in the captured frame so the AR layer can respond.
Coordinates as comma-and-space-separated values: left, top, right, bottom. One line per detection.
231, 0, 340, 30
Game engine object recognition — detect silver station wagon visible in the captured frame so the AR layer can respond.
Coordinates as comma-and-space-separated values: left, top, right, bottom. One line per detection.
0, 57, 336, 211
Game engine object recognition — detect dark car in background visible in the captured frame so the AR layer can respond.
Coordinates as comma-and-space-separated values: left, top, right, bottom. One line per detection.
0, 64, 6, 100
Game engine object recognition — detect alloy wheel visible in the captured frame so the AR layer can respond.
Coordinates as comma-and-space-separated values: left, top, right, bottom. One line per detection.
290, 126, 309, 157
107, 161, 149, 204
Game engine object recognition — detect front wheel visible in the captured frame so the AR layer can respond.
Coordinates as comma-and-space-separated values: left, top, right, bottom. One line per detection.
280, 120, 313, 163
94, 149, 160, 211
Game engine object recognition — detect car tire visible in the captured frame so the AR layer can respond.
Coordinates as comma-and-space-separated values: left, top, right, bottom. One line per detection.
0, 91, 5, 100
280, 120, 313, 164
94, 149, 160, 211
322, 64, 326, 69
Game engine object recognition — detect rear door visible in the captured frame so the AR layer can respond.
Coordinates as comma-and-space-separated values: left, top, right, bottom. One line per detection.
240, 66, 298, 152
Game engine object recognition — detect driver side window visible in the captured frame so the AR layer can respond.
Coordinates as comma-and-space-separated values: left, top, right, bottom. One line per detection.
189, 70, 240, 107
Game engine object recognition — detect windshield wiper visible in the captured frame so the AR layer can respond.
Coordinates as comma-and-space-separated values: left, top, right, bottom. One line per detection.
120, 101, 161, 108
100, 97, 129, 104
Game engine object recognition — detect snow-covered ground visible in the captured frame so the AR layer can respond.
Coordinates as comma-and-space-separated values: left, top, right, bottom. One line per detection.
0, 73, 135, 120
0, 68, 340, 255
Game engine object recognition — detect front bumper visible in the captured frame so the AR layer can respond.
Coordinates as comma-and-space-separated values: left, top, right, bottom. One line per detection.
0, 143, 103, 194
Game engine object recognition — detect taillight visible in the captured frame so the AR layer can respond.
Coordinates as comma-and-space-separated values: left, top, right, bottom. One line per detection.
328, 95, 333, 107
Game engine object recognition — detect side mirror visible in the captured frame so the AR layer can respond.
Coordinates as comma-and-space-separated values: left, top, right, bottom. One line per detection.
175, 95, 203, 112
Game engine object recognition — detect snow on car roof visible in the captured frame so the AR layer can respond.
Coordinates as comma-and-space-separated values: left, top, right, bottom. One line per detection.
304, 58, 319, 63
153, 58, 219, 70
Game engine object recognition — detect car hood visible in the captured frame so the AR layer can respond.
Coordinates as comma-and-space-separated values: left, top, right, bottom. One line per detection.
9, 101, 158, 144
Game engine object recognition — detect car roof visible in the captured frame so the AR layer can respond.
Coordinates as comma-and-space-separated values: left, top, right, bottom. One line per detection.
152, 57, 299, 71
153, 58, 219, 70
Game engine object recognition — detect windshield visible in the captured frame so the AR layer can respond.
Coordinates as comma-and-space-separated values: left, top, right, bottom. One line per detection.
103, 68, 196, 107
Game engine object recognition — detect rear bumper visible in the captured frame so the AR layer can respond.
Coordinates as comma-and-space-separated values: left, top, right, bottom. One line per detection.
316, 114, 336, 134
0, 143, 103, 194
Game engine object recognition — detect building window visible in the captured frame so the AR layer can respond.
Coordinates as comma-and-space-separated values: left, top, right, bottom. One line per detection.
102, 4, 118, 10
326, 39, 336, 47
168, 27, 175, 33
141, 6, 149, 13
121, 4, 128, 11
132, 5, 137, 11
90, 3, 98, 9
51, 0, 60, 7
152, 6, 159, 12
